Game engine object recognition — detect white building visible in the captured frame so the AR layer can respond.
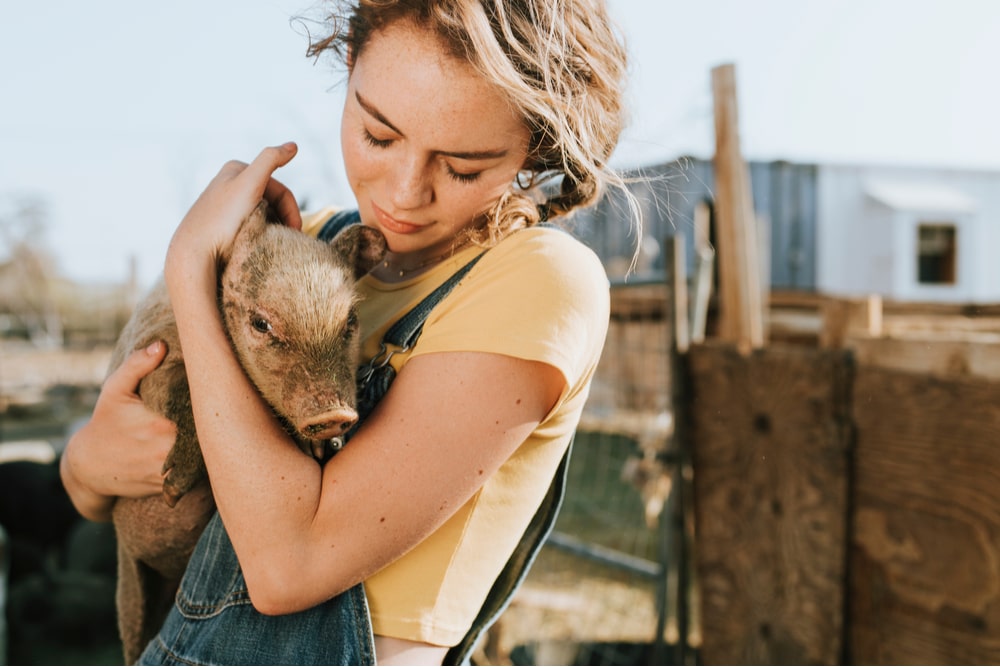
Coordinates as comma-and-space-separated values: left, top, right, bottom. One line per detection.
816, 164, 1000, 303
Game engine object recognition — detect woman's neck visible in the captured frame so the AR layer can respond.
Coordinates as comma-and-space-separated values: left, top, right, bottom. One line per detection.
371, 238, 474, 283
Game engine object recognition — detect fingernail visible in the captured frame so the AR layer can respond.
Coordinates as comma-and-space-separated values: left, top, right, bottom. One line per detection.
146, 341, 162, 355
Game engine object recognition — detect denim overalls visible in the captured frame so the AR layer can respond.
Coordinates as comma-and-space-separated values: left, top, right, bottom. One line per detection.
137, 211, 571, 665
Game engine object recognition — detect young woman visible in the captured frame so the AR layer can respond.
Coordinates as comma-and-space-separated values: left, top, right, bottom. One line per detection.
60, 0, 634, 664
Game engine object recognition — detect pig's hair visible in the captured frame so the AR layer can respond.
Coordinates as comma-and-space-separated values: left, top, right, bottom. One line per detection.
301, 0, 642, 260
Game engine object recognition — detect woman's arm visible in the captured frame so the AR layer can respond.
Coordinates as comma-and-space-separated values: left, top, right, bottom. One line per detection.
165, 144, 564, 615
59, 341, 176, 522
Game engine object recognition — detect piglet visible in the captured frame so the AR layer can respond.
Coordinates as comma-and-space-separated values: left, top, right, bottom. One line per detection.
107, 201, 386, 664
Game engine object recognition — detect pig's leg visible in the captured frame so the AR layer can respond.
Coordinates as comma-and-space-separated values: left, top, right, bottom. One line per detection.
115, 538, 180, 665
115, 540, 144, 664
113, 486, 216, 664
156, 366, 207, 507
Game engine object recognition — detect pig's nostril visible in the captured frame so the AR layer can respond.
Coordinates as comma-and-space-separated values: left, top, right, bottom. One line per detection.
299, 408, 358, 441
305, 422, 345, 437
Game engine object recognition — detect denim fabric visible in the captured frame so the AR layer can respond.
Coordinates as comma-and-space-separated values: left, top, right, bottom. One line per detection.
137, 512, 375, 666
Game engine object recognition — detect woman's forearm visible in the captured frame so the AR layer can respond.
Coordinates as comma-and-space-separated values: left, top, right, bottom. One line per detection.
60, 437, 115, 522
164, 248, 332, 600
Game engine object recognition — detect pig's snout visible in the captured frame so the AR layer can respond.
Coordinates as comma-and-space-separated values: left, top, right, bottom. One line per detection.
299, 407, 359, 440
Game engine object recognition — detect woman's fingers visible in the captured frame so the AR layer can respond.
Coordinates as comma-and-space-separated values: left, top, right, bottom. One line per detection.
104, 340, 168, 398
243, 142, 298, 182
64, 341, 177, 507
189, 143, 301, 242
248, 143, 302, 229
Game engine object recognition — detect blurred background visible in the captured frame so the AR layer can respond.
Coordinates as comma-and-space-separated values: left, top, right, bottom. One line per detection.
3, 0, 999, 291
3, 1, 1000, 664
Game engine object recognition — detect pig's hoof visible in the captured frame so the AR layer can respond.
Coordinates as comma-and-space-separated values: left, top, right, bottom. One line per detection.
311, 441, 325, 459
162, 483, 183, 508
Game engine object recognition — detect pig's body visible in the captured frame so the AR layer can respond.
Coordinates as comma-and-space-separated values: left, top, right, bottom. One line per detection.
109, 203, 386, 664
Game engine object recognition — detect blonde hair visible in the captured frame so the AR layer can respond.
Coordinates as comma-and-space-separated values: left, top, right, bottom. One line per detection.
306, 0, 638, 247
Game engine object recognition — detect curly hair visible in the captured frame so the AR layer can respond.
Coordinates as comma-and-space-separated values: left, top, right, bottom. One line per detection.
305, 0, 638, 247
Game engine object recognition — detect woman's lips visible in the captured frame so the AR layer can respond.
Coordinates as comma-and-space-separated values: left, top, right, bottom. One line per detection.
372, 203, 423, 235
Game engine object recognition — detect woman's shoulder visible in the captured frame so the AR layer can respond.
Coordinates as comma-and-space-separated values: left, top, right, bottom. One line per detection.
433, 225, 610, 334
482, 225, 606, 285
417, 224, 610, 381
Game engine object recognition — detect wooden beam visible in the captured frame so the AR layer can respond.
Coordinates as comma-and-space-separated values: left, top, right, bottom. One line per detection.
850, 335, 1000, 381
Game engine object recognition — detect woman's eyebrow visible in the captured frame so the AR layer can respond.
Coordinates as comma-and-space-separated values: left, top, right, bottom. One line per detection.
356, 91, 403, 135
355, 91, 510, 161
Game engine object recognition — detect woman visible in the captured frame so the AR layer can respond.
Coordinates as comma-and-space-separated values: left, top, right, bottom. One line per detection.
60, 0, 635, 663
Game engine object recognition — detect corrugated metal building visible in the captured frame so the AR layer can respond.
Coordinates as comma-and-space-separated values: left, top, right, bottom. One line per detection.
572, 157, 818, 291
574, 157, 1000, 303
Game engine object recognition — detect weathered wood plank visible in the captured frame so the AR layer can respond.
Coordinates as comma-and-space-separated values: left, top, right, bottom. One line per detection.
685, 342, 853, 665
850, 336, 1000, 381
850, 366, 1000, 665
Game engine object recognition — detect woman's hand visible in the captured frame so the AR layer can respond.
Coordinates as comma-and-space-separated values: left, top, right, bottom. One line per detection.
60, 341, 176, 522
164, 142, 302, 288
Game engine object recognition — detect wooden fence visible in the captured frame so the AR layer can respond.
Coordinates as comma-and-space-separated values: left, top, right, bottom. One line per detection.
684, 329, 1000, 665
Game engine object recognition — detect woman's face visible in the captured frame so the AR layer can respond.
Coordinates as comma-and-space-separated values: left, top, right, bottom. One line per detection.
341, 19, 531, 259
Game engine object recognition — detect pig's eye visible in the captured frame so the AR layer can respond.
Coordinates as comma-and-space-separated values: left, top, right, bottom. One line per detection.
250, 315, 273, 334
346, 311, 359, 333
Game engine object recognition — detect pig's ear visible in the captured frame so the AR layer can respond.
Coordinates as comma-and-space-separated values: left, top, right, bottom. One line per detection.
329, 225, 388, 279
221, 200, 270, 265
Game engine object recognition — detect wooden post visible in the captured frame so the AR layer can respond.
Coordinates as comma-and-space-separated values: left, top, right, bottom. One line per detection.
690, 202, 715, 344
711, 63, 765, 353
666, 234, 691, 354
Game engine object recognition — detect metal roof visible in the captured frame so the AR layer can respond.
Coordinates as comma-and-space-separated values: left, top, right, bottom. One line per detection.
865, 181, 978, 214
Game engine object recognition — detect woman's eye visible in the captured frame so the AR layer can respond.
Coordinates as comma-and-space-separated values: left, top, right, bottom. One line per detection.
363, 128, 393, 149
446, 165, 482, 184
250, 316, 273, 334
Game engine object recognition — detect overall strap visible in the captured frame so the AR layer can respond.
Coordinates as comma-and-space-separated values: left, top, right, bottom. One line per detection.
316, 209, 361, 242
381, 252, 485, 350
352, 252, 485, 413
317, 207, 484, 343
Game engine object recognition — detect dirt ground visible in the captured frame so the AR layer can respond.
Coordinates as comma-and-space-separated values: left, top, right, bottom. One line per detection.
1, 342, 110, 411
0, 342, 110, 449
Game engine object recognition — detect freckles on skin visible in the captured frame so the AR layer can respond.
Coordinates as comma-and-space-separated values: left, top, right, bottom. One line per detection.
339, 19, 530, 261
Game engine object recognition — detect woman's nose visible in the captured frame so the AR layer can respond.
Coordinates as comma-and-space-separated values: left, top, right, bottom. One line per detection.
390, 156, 434, 210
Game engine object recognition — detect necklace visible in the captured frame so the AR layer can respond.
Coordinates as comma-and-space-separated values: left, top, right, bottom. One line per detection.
382, 241, 472, 278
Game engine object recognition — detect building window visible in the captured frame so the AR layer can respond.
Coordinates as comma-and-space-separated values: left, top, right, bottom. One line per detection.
917, 223, 957, 285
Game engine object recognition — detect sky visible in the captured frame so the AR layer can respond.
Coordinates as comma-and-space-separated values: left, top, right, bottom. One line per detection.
2, 0, 1000, 288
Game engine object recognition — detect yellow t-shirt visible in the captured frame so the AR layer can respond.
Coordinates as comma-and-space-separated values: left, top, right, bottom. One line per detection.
303, 209, 610, 646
